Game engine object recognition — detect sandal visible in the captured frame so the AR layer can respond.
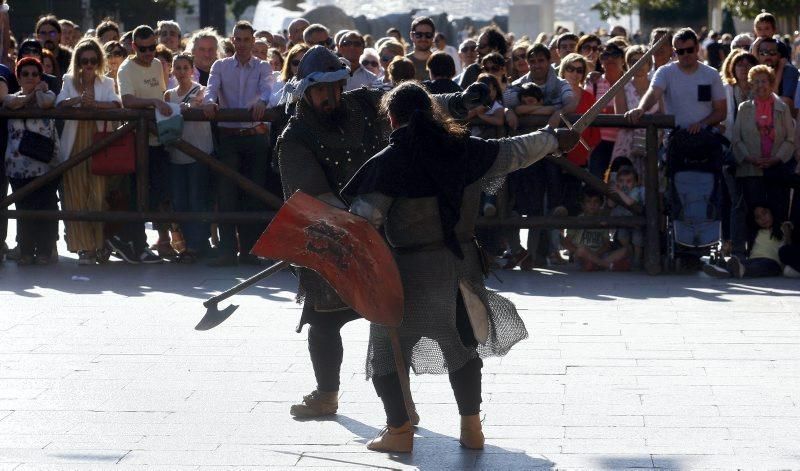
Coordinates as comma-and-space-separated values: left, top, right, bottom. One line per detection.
152, 241, 178, 260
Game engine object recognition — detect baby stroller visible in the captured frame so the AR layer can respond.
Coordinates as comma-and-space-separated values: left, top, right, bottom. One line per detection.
663, 128, 726, 271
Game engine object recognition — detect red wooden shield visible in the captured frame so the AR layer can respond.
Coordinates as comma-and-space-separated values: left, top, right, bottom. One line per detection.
251, 191, 403, 327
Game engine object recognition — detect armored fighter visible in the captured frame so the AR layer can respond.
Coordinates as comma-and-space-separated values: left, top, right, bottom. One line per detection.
341, 82, 580, 452
275, 46, 488, 418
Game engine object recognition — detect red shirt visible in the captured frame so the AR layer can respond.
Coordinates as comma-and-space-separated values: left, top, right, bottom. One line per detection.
567, 89, 602, 167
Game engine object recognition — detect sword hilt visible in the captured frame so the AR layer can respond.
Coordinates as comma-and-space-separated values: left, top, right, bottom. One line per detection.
560, 113, 590, 151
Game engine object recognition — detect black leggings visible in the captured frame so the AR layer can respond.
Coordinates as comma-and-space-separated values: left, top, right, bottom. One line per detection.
372, 293, 482, 427
305, 304, 360, 392
373, 357, 483, 427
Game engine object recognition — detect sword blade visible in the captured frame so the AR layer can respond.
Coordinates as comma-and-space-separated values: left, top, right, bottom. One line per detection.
570, 33, 671, 134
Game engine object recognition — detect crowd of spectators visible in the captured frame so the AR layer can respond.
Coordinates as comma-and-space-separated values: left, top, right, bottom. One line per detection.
0, 4, 799, 279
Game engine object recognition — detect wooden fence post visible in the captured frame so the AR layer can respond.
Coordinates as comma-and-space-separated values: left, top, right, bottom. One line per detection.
644, 124, 662, 275
135, 116, 150, 212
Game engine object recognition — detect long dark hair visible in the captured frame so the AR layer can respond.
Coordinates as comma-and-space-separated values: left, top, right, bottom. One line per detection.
380, 81, 469, 154
747, 201, 782, 255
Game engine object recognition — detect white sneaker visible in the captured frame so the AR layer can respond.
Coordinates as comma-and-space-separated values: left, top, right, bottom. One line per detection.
783, 265, 800, 278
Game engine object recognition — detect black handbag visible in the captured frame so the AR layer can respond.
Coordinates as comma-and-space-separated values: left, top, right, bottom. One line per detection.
18, 120, 56, 164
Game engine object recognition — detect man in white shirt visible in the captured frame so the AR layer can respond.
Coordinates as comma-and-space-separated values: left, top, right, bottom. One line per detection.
337, 31, 376, 91
627, 27, 726, 133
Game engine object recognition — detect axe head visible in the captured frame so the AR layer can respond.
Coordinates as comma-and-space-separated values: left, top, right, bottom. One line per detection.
251, 191, 404, 327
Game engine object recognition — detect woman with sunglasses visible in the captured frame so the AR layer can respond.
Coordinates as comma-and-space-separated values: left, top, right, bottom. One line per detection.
576, 34, 602, 76
269, 43, 309, 106
359, 48, 382, 77
558, 53, 601, 210
508, 41, 530, 82
56, 38, 121, 266
4, 57, 58, 265
377, 40, 405, 85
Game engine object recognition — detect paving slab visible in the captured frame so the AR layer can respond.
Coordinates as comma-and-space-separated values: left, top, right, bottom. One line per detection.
1, 241, 800, 469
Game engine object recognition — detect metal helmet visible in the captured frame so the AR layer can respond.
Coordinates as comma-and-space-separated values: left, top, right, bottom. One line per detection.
296, 45, 348, 80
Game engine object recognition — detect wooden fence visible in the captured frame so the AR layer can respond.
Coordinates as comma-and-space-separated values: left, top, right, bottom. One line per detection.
0, 108, 673, 273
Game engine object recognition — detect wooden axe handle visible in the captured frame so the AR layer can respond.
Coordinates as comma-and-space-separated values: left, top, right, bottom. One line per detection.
203, 260, 291, 308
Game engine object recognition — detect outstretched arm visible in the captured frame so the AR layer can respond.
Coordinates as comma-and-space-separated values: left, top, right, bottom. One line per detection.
482, 127, 579, 179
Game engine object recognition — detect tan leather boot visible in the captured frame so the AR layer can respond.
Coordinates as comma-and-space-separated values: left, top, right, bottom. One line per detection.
289, 390, 338, 418
459, 414, 484, 449
366, 421, 413, 452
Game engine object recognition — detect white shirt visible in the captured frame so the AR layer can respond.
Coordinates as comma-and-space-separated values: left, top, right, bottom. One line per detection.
345, 66, 377, 92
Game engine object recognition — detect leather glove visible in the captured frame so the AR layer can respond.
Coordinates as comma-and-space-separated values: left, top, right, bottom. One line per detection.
539, 125, 581, 153
461, 82, 491, 110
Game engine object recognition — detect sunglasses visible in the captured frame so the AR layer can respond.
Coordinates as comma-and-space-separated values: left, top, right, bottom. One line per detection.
380, 55, 395, 62
361, 60, 379, 67
758, 49, 778, 57
483, 64, 502, 73
135, 43, 157, 52
512, 54, 526, 61
80, 57, 99, 66
19, 71, 40, 78
339, 40, 364, 48
413, 32, 434, 39
37, 30, 58, 38
460, 45, 477, 52
563, 65, 585, 74
674, 46, 696, 56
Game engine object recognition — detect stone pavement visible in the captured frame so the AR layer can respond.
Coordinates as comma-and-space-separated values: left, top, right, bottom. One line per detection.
1, 250, 800, 469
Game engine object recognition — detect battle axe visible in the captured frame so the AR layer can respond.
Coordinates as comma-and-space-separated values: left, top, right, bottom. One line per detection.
197, 191, 418, 423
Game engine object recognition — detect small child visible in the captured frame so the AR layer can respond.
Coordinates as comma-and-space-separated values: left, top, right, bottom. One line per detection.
469, 73, 505, 138
704, 202, 788, 278
608, 165, 645, 268
516, 82, 544, 110
514, 82, 556, 120
470, 73, 506, 216
562, 188, 631, 271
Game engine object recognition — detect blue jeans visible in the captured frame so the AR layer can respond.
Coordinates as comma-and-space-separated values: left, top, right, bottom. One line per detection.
170, 161, 210, 253
738, 257, 781, 277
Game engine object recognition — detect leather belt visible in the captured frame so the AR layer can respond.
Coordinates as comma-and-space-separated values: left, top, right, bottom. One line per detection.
218, 123, 269, 137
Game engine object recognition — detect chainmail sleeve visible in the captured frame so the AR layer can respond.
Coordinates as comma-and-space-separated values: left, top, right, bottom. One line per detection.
277, 130, 333, 199
484, 130, 559, 179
